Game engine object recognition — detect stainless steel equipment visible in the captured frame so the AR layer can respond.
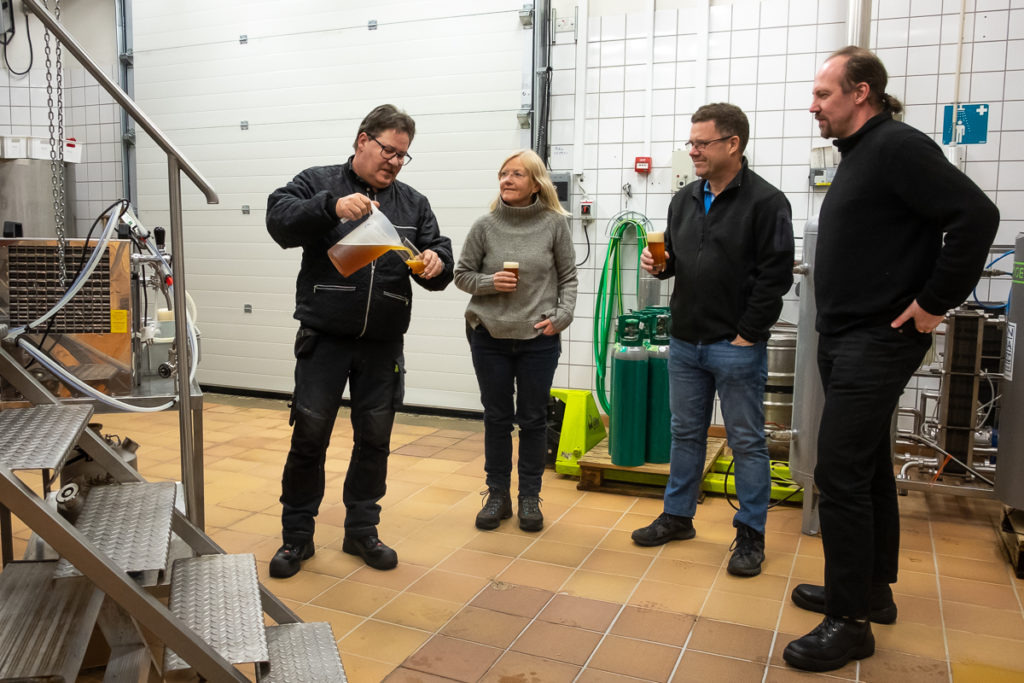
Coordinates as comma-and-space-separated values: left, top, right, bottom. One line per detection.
995, 233, 1024, 507
789, 223, 820, 478
788, 220, 823, 534
765, 326, 797, 458
0, 237, 134, 400
0, 159, 76, 237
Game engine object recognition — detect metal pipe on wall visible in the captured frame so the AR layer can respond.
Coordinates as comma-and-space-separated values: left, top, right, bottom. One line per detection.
532, 0, 552, 159
847, 0, 872, 48
571, 0, 588, 176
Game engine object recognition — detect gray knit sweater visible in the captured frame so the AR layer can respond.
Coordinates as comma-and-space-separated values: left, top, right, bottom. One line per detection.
454, 199, 578, 339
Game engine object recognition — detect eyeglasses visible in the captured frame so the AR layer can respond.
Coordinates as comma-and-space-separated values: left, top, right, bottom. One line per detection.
684, 136, 734, 152
498, 169, 529, 180
366, 133, 413, 166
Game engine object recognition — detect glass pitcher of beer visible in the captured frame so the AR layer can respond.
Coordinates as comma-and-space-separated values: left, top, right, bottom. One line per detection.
327, 205, 414, 277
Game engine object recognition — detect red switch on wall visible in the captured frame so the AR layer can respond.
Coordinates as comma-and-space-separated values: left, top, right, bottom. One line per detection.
634, 156, 652, 174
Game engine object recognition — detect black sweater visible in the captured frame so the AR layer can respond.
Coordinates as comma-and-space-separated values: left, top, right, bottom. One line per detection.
266, 159, 453, 341
815, 112, 1000, 335
661, 160, 794, 343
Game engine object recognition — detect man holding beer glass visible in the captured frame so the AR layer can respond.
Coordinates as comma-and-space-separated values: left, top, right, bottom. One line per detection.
631, 103, 794, 578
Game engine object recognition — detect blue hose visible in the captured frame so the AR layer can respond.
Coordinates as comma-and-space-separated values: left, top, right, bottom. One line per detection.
972, 249, 1014, 311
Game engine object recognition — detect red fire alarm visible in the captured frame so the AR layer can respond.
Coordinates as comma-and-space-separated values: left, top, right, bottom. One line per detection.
634, 156, 652, 174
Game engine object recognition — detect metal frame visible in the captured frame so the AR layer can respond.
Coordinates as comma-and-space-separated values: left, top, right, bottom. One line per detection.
0, 347, 299, 625
22, 0, 216, 528
0, 465, 248, 683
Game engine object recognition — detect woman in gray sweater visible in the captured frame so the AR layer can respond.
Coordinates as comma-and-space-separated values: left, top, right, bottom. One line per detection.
454, 150, 577, 532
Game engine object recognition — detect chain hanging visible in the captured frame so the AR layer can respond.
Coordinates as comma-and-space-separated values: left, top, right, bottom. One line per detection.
44, 0, 68, 288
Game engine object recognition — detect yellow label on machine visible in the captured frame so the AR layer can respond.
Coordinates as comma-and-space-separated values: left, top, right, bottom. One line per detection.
110, 309, 128, 334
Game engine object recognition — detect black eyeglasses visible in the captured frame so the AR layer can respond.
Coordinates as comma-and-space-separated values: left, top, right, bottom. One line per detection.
684, 136, 734, 151
367, 133, 413, 166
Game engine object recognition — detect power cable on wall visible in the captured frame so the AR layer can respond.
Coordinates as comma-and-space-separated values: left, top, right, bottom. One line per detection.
2, 13, 34, 76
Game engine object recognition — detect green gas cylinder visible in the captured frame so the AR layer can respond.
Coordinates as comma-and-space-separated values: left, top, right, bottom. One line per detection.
645, 312, 672, 464
610, 314, 648, 467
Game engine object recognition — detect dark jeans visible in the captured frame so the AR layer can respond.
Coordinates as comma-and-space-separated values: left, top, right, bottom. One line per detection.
280, 327, 404, 544
815, 323, 931, 618
469, 326, 560, 497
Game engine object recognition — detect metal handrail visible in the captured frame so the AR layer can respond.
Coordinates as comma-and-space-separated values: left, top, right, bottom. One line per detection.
23, 0, 218, 528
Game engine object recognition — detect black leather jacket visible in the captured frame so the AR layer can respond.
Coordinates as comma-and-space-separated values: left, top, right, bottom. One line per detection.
266, 159, 453, 341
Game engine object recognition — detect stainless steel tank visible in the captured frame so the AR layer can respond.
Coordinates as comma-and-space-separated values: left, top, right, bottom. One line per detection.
790, 221, 823, 482
789, 220, 823, 534
0, 158, 76, 237
995, 233, 1024, 508
765, 326, 797, 458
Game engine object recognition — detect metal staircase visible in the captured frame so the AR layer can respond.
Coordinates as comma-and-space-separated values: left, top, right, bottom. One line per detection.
0, 2, 348, 679
0, 354, 348, 681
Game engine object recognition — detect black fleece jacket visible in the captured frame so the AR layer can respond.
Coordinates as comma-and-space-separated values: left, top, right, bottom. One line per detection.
660, 159, 794, 344
266, 159, 453, 341
815, 112, 1000, 335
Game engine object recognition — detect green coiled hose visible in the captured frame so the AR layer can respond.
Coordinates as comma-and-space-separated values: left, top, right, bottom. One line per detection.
593, 210, 655, 413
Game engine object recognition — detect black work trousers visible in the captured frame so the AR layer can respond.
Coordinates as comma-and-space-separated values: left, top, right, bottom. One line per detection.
280, 327, 404, 544
815, 323, 931, 619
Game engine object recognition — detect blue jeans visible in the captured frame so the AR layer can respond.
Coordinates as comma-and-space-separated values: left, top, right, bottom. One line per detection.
469, 326, 560, 496
664, 337, 770, 532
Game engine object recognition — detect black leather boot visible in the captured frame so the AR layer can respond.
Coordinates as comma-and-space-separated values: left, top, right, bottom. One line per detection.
791, 583, 898, 624
783, 616, 874, 672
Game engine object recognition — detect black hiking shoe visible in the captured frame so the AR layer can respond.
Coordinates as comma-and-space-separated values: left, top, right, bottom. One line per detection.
475, 488, 512, 530
727, 523, 765, 577
518, 495, 544, 532
630, 512, 695, 547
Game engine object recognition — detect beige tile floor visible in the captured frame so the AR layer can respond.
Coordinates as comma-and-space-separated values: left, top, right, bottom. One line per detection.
6, 394, 1024, 682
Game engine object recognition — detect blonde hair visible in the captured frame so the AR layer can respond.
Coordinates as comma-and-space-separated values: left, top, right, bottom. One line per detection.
490, 149, 570, 216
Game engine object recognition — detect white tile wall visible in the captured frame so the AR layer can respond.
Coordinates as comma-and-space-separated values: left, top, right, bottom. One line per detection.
544, 0, 1022, 418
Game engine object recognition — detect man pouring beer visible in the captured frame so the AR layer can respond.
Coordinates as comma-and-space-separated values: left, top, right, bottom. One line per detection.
265, 104, 454, 577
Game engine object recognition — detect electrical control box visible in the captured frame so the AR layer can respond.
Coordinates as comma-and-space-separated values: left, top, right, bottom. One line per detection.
671, 150, 695, 190
809, 145, 840, 187
1, 1, 13, 42
580, 200, 592, 217
550, 171, 570, 213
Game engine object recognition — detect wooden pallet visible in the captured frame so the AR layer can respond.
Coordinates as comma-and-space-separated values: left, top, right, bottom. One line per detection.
577, 437, 726, 498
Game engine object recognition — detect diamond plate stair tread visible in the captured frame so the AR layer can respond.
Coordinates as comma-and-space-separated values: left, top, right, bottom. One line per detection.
55, 482, 176, 579
259, 623, 346, 683
164, 553, 269, 672
0, 404, 93, 471
0, 560, 104, 682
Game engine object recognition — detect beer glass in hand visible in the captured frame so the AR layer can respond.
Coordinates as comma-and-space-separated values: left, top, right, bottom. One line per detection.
647, 232, 666, 272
